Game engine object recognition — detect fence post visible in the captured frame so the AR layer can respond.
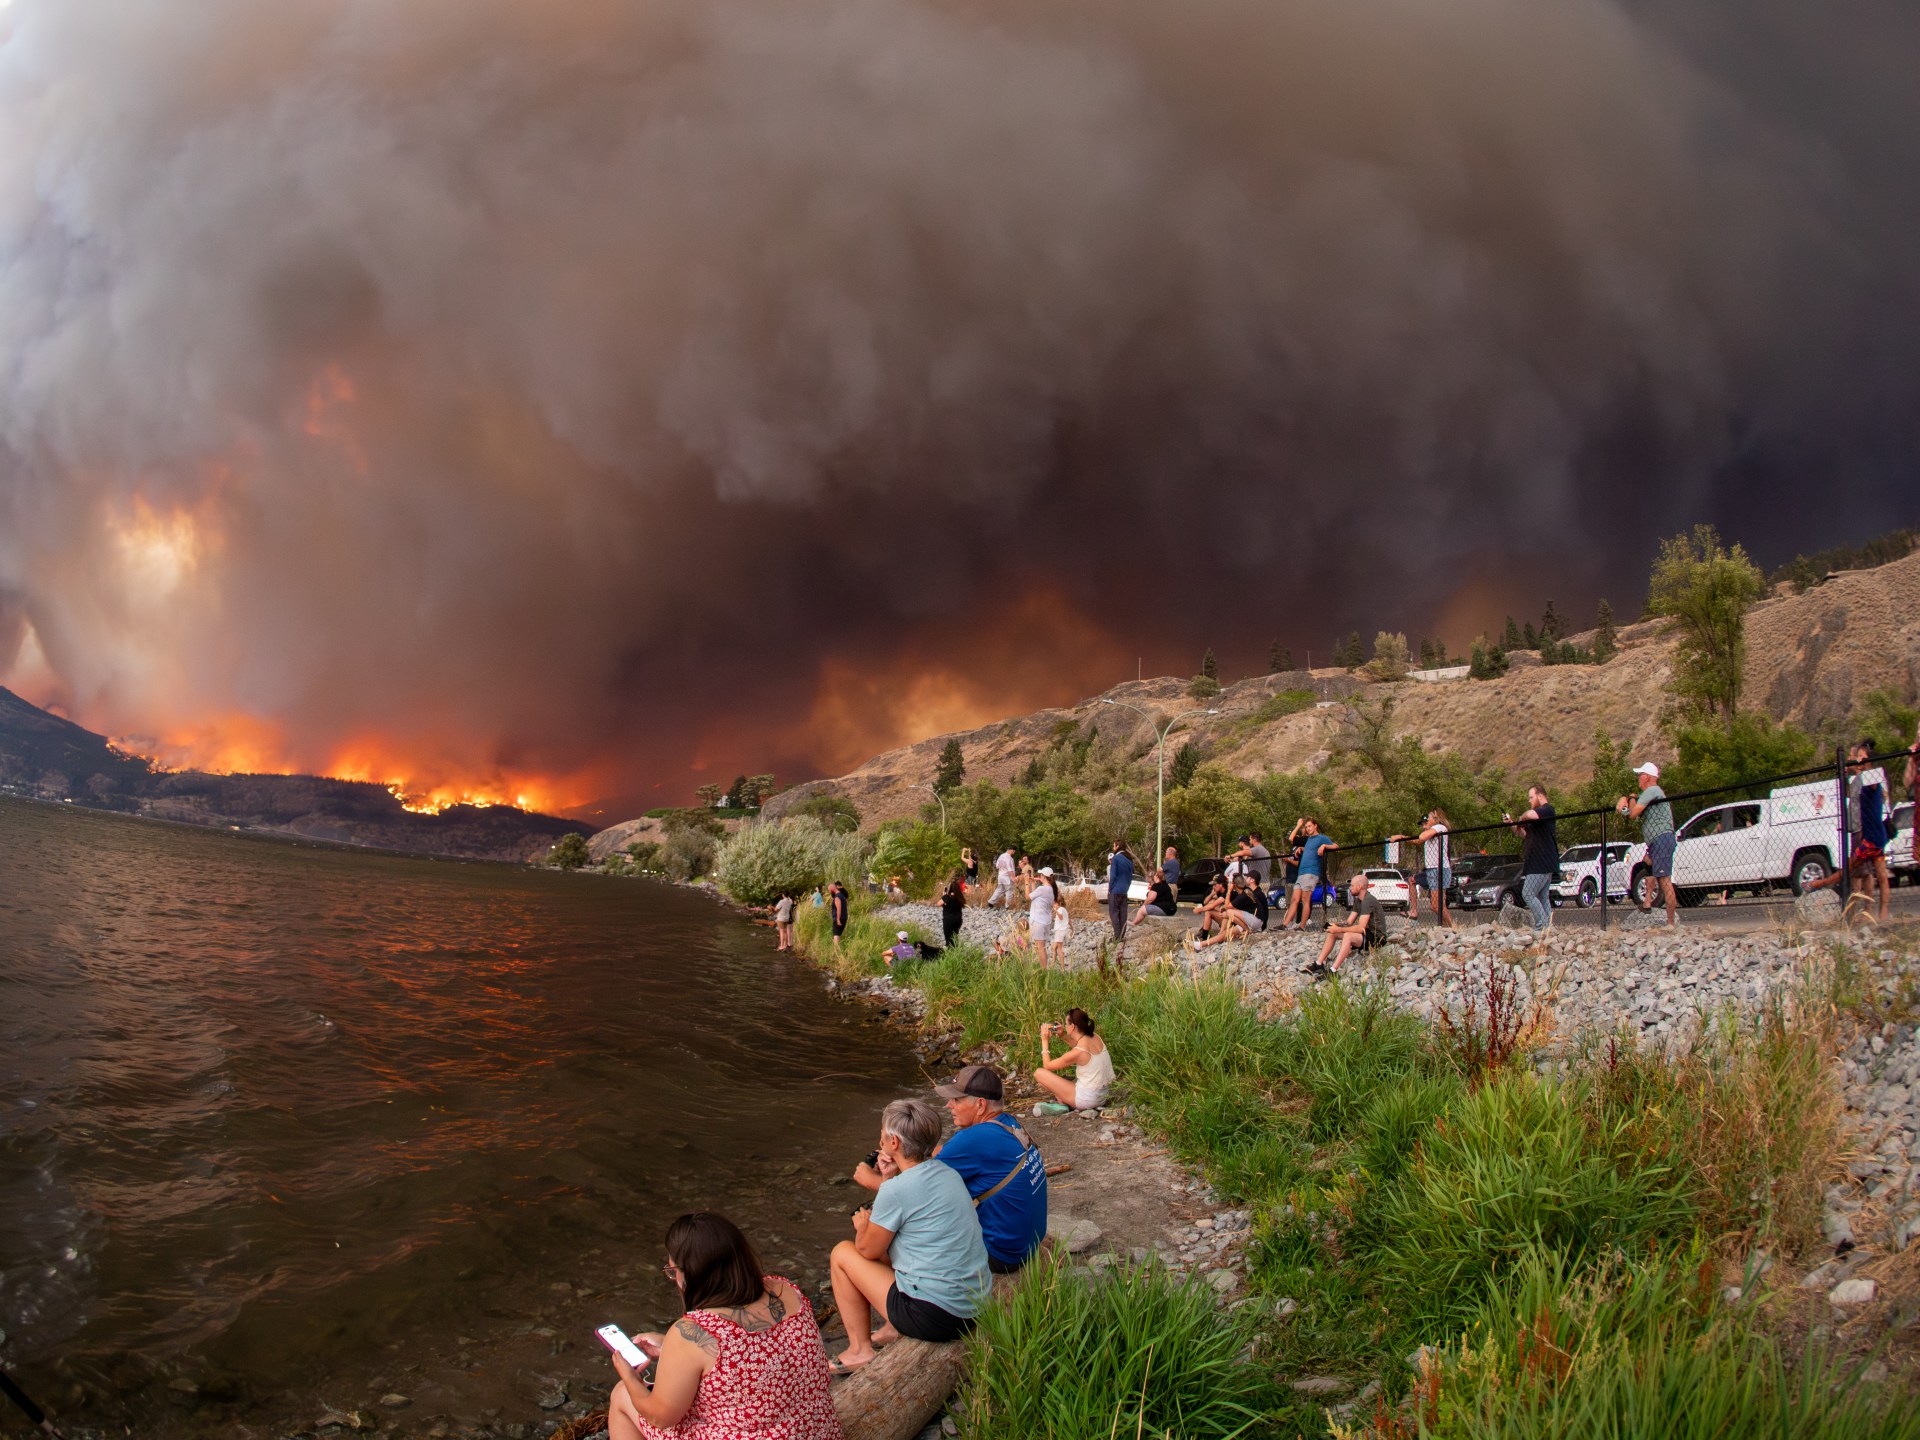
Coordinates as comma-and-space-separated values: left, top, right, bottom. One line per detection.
1835, 745, 1852, 891
1598, 805, 1608, 932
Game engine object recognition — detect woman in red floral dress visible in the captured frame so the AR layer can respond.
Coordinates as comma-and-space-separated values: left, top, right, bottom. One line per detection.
608, 1213, 844, 1440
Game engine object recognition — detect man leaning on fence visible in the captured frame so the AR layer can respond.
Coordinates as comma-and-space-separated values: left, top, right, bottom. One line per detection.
1619, 763, 1677, 928
1507, 785, 1559, 933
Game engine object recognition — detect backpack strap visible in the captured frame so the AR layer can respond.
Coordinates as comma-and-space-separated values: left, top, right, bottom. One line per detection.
972, 1116, 1037, 1209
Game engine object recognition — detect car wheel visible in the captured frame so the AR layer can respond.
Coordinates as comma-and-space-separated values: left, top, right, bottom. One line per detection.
1629, 866, 1655, 908
1577, 879, 1597, 909
1789, 850, 1831, 896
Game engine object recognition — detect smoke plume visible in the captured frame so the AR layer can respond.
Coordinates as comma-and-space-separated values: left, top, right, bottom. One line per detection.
0, 0, 1914, 810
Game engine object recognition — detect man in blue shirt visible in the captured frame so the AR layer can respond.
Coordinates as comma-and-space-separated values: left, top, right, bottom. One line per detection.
1281, 817, 1338, 929
931, 1065, 1048, 1273
1106, 839, 1135, 942
1162, 845, 1182, 890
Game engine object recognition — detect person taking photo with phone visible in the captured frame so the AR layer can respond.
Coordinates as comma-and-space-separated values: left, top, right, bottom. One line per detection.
605, 1211, 842, 1440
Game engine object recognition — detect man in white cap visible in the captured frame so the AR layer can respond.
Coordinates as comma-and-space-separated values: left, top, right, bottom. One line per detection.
1618, 762, 1677, 927
882, 930, 918, 968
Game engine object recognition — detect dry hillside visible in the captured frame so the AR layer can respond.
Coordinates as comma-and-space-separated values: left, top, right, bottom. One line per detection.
738, 549, 1920, 830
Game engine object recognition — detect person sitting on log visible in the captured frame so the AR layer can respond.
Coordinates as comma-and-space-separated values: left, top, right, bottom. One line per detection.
606, 1211, 844, 1440
827, 1100, 991, 1377
931, 1065, 1048, 1273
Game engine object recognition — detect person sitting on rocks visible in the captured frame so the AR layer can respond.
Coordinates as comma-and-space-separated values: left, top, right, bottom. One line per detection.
1188, 877, 1231, 943
1032, 1009, 1116, 1112
606, 1211, 843, 1440
1130, 868, 1178, 924
1302, 874, 1385, 978
828, 1100, 991, 1375
932, 1065, 1049, 1273
1190, 874, 1267, 949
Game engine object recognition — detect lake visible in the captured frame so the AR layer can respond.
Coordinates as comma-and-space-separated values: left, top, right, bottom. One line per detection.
0, 797, 917, 1435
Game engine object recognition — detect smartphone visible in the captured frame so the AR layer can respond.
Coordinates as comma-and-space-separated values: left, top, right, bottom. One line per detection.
596, 1323, 651, 1370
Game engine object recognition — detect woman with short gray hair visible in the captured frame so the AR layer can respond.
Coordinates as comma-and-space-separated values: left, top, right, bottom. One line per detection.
826, 1098, 990, 1375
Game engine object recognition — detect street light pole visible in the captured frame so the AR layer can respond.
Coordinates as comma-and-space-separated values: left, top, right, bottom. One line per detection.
1102, 699, 1218, 860
916, 783, 948, 831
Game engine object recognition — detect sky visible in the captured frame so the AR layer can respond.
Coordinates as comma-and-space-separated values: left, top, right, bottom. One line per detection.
0, 0, 1915, 818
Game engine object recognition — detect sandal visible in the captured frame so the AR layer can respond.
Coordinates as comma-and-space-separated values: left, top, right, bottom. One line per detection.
827, 1355, 873, 1380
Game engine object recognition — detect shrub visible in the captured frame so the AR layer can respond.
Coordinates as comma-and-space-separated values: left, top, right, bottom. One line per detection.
786, 792, 862, 833
658, 821, 718, 881
1187, 674, 1222, 701
546, 833, 591, 869
955, 1252, 1279, 1440
869, 821, 959, 899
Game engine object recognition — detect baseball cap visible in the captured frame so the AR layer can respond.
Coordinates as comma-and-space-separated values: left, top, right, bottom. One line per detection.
934, 1065, 1004, 1102
895, 930, 911, 941
1038, 866, 1055, 876
1633, 762, 1660, 779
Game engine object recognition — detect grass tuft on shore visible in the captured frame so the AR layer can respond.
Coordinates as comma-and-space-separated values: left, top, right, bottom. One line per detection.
955, 1250, 1279, 1440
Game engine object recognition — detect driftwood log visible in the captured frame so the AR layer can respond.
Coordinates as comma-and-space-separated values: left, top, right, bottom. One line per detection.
832, 1336, 967, 1440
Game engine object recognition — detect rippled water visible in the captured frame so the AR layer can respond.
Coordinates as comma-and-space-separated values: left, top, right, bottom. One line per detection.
0, 798, 917, 1431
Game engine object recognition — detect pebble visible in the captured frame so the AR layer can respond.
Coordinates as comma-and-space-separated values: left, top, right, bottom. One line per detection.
1830, 1278, 1878, 1305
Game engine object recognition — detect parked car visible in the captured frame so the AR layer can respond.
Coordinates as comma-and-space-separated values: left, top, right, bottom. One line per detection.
1445, 853, 1508, 909
1174, 857, 1231, 901
1457, 862, 1525, 911
1552, 843, 1636, 908
1627, 780, 1840, 907
1361, 867, 1410, 911
1891, 802, 1917, 885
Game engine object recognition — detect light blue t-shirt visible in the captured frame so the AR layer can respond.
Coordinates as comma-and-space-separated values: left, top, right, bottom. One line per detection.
870, 1158, 992, 1318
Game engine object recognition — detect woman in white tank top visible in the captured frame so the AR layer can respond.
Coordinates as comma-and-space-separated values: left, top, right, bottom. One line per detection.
1033, 1008, 1115, 1111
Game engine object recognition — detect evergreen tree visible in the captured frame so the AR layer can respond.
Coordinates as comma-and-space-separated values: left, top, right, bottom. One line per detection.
1593, 599, 1618, 663
1268, 639, 1291, 673
1434, 639, 1449, 665
933, 738, 966, 795
1168, 740, 1203, 790
1540, 599, 1563, 642
1503, 616, 1523, 651
1340, 631, 1365, 669
1469, 636, 1509, 680
1521, 621, 1538, 651
1201, 647, 1219, 681
1419, 637, 1437, 669
725, 773, 751, 808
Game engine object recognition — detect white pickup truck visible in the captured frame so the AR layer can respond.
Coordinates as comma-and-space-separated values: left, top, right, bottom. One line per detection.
1628, 779, 1841, 906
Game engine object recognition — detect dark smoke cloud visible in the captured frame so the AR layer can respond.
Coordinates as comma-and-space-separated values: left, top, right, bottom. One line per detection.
0, 0, 1913, 809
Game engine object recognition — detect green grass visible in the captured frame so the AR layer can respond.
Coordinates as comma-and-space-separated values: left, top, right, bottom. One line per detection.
955, 1252, 1280, 1440
790, 897, 1900, 1437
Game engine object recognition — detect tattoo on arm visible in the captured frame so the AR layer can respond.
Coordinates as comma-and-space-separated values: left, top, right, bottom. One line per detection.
674, 1317, 719, 1357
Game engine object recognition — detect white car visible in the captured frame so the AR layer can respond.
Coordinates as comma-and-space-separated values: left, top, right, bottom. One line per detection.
1552, 843, 1636, 908
1361, 867, 1410, 910
1891, 802, 1918, 884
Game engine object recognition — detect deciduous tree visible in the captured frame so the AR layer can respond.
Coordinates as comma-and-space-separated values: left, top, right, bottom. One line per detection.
1646, 525, 1764, 722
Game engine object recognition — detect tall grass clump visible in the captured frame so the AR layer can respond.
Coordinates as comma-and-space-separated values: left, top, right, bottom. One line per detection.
1368, 1071, 1694, 1329
955, 1253, 1280, 1440
1397, 1247, 1920, 1440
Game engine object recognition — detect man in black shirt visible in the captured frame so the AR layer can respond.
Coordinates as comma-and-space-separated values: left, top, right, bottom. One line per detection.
1507, 784, 1559, 933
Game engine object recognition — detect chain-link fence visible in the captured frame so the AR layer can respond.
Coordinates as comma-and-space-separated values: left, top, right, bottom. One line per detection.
1267, 748, 1918, 929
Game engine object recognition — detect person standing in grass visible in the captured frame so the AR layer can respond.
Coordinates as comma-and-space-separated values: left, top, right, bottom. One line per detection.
828, 1100, 991, 1375
1032, 1009, 1115, 1112
1618, 763, 1677, 927
1507, 784, 1559, 932
827, 881, 850, 952
1027, 867, 1059, 968
1105, 839, 1135, 943
940, 870, 967, 948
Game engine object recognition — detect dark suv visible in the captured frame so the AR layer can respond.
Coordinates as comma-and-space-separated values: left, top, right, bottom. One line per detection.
1455, 862, 1525, 911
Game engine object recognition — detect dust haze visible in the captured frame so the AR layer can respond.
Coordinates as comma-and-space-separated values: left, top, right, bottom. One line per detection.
0, 0, 1913, 810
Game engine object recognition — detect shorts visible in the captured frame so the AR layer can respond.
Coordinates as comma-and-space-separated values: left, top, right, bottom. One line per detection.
1294, 876, 1319, 892
887, 1284, 974, 1343
832, 918, 847, 937
1074, 1082, 1111, 1110
1030, 919, 1054, 946
1420, 868, 1450, 893
1851, 841, 1885, 870
1235, 913, 1266, 932
1142, 905, 1175, 918
1646, 832, 1675, 879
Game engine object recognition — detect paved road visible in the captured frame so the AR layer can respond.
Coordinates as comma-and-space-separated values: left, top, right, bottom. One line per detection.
1438, 883, 1920, 933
